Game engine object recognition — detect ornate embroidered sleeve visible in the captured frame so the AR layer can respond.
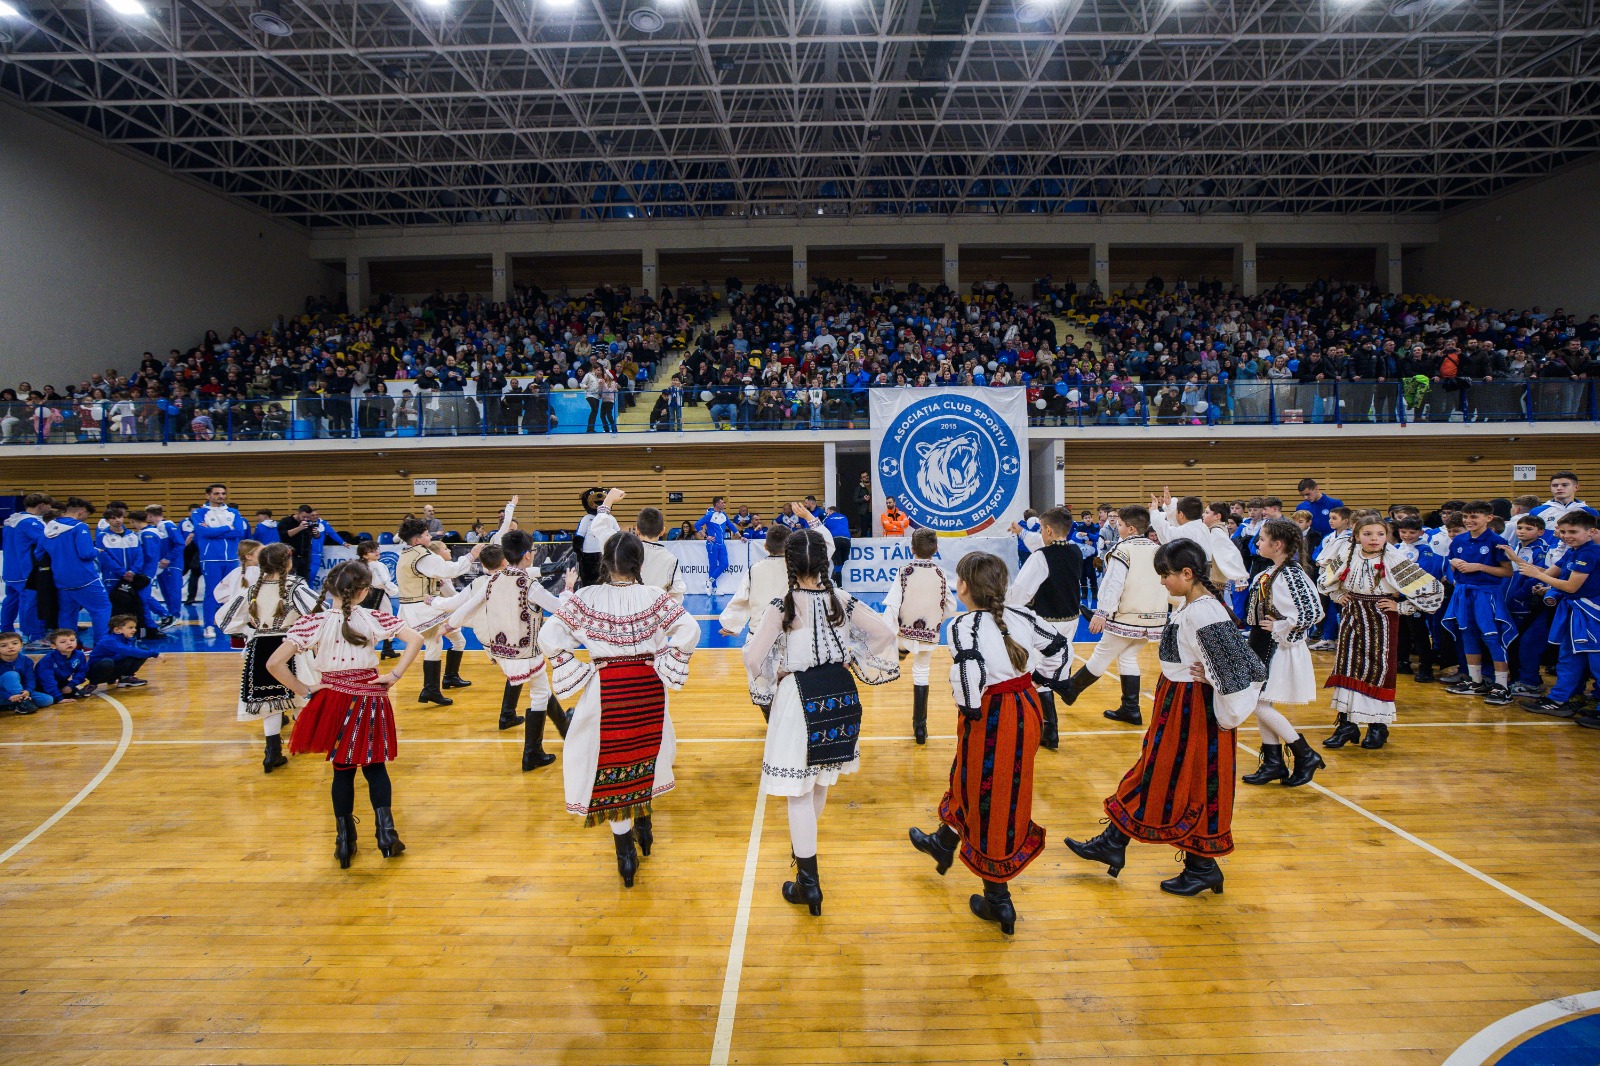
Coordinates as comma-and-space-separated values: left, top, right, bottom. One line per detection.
947, 615, 986, 718
1316, 559, 1348, 602
1194, 619, 1267, 730
1273, 570, 1324, 644
1007, 606, 1070, 686
537, 612, 594, 699
284, 613, 323, 652
370, 610, 406, 638
842, 595, 900, 685
218, 592, 252, 637
718, 571, 754, 634
1095, 550, 1129, 616
292, 581, 320, 616
652, 599, 699, 691
1387, 555, 1445, 615
742, 600, 786, 707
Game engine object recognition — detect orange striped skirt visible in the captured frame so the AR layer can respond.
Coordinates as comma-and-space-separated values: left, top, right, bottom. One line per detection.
1104, 675, 1236, 857
938, 674, 1045, 882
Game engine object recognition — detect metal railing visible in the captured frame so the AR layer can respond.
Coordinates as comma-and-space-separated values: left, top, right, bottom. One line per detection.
6, 379, 1595, 444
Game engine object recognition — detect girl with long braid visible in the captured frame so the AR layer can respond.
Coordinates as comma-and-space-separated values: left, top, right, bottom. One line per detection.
219, 542, 318, 775
907, 552, 1072, 935
743, 529, 899, 916
1239, 519, 1327, 787
1063, 540, 1267, 897
267, 561, 429, 869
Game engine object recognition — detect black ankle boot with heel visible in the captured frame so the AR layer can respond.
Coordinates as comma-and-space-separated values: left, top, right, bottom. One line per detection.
1160, 852, 1224, 896
635, 816, 653, 857
1241, 743, 1288, 785
1323, 712, 1361, 748
1063, 822, 1129, 877
782, 854, 823, 915
1284, 736, 1325, 786
613, 829, 639, 887
908, 823, 959, 875
969, 879, 1016, 935
334, 814, 359, 869
262, 733, 287, 774
374, 807, 405, 858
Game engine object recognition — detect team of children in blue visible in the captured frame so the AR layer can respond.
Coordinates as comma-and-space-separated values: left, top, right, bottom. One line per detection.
0, 474, 1596, 725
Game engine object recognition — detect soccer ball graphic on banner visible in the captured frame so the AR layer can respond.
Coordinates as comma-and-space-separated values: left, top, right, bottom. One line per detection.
871, 389, 1027, 534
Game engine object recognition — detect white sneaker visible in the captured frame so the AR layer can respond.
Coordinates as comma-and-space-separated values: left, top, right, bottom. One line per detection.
1308, 639, 1336, 652
203, 626, 217, 639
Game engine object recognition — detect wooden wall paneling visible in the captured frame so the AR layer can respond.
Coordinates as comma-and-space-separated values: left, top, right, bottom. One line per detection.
808, 246, 943, 285
1109, 246, 1236, 288
1257, 246, 1378, 286
511, 253, 643, 294
659, 249, 793, 289
368, 257, 494, 297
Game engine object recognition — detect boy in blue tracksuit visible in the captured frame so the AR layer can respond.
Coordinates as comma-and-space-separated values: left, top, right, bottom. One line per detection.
42, 497, 111, 641
97, 506, 156, 636
1, 492, 52, 644
822, 505, 852, 586
0, 630, 52, 713
131, 511, 170, 627
253, 510, 280, 544
188, 483, 248, 637
1444, 500, 1517, 705
145, 506, 186, 621
1514, 511, 1600, 721
1504, 514, 1553, 696
37, 628, 92, 701
87, 614, 161, 688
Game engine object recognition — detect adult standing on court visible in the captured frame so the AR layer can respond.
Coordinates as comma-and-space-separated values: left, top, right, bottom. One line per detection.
1294, 479, 1344, 539
852, 471, 873, 538
189, 483, 248, 639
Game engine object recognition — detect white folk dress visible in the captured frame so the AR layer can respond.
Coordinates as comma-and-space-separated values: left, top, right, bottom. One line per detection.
743, 589, 899, 797
1245, 564, 1325, 706
219, 574, 319, 719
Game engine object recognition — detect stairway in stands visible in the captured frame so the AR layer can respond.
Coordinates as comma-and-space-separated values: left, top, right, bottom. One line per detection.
614, 311, 730, 431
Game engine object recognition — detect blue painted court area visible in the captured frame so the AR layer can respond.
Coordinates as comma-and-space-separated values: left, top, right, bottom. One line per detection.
1493, 1013, 1600, 1066
106, 592, 1100, 653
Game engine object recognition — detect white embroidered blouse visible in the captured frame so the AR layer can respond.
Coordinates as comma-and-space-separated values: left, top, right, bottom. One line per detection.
283, 607, 406, 673
537, 582, 701, 699
1156, 595, 1266, 729
946, 606, 1072, 714
741, 588, 899, 707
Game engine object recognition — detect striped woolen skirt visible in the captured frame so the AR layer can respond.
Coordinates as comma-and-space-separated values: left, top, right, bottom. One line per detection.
585, 657, 668, 827
287, 669, 397, 767
1104, 676, 1236, 857
938, 674, 1045, 883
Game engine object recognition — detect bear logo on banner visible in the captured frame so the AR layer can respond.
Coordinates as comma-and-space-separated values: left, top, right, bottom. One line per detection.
872, 389, 1027, 534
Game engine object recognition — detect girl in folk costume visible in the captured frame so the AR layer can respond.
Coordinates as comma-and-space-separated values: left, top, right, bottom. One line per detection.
355, 539, 402, 661
881, 528, 958, 745
1058, 505, 1167, 727
538, 531, 700, 888
1319, 514, 1445, 751
1239, 519, 1327, 787
442, 530, 578, 769
720, 523, 795, 719
220, 543, 318, 775
1063, 540, 1267, 896
269, 562, 431, 869
907, 552, 1072, 935
394, 516, 484, 706
743, 529, 899, 916
213, 540, 263, 647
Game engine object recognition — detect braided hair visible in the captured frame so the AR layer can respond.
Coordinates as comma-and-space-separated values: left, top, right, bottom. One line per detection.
955, 552, 1029, 672
781, 529, 844, 629
314, 561, 373, 647
248, 542, 296, 630
1154, 539, 1237, 622
1257, 518, 1308, 587
601, 530, 645, 583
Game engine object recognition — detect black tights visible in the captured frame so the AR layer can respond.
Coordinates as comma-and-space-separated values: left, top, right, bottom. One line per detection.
331, 763, 393, 816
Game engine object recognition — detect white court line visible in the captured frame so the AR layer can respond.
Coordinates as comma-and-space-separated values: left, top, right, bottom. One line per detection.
0, 691, 133, 867
1442, 990, 1600, 1066
709, 785, 767, 1066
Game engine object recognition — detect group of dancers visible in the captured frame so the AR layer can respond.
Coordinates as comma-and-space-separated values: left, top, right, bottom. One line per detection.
210, 487, 1456, 936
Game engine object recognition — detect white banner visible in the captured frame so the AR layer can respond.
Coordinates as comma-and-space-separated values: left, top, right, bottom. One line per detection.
661, 536, 1018, 595
869, 387, 1030, 535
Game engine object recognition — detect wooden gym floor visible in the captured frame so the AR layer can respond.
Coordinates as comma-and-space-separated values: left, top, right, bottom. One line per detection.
1, 644, 1597, 1065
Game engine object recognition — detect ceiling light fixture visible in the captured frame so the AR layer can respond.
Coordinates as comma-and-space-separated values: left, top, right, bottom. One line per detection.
1015, 0, 1052, 24
0, 1, 22, 18
628, 4, 665, 33
1151, 37, 1230, 47
419, 0, 448, 7
1102, 49, 1130, 68
104, 0, 147, 15
248, 0, 292, 37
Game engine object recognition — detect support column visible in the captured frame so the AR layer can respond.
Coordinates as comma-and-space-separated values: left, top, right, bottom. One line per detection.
943, 241, 960, 292
1092, 241, 1110, 297
1029, 441, 1065, 512
823, 442, 839, 508
491, 251, 510, 304
1380, 242, 1403, 295
641, 247, 658, 296
792, 244, 808, 293
344, 256, 369, 314
1234, 240, 1257, 297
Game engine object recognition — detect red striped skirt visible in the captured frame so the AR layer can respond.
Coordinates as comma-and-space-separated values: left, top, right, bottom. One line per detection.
1326, 593, 1400, 702
587, 657, 668, 827
287, 669, 397, 767
938, 674, 1045, 882
1105, 676, 1235, 857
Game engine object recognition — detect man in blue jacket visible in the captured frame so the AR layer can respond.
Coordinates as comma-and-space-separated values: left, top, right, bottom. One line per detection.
42, 497, 111, 641
188, 483, 248, 638
821, 502, 852, 586
1, 492, 53, 644
97, 505, 159, 638
144, 506, 186, 623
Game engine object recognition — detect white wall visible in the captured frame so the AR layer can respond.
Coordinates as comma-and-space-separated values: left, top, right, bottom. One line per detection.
1408, 155, 1600, 313
0, 102, 336, 387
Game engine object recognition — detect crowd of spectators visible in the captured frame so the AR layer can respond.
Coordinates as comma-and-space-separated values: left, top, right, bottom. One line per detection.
6, 272, 1599, 443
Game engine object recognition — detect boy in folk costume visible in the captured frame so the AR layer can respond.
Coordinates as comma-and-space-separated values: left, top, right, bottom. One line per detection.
585, 493, 686, 602
719, 523, 796, 718
1239, 519, 1326, 787
355, 540, 402, 661
1064, 540, 1267, 897
1006, 507, 1081, 750
907, 552, 1074, 935
1319, 514, 1445, 750
438, 531, 578, 768
219, 543, 318, 775
881, 528, 957, 744
1057, 505, 1166, 726
394, 516, 483, 705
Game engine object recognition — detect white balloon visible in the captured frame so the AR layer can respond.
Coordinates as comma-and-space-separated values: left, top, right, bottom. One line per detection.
1066, 389, 1081, 402
567, 378, 579, 389
1194, 400, 1209, 413
1034, 398, 1047, 410
1153, 342, 1164, 352
701, 390, 714, 402
744, 385, 758, 398
552, 383, 565, 391
987, 360, 999, 372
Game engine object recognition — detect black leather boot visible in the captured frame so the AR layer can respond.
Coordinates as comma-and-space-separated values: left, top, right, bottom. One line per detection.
441, 649, 472, 689
635, 815, 653, 857
1283, 736, 1326, 786
522, 712, 556, 771
1160, 852, 1224, 896
417, 660, 453, 706
1360, 722, 1389, 749
498, 681, 525, 731
334, 814, 358, 869
912, 685, 929, 745
782, 854, 823, 915
908, 823, 959, 875
613, 828, 639, 887
1323, 712, 1360, 748
1060, 666, 1099, 707
374, 807, 405, 858
969, 879, 1016, 935
1063, 822, 1130, 877
1104, 675, 1143, 725
379, 641, 400, 661
1241, 743, 1288, 785
1038, 690, 1059, 751
262, 733, 287, 774
545, 693, 571, 738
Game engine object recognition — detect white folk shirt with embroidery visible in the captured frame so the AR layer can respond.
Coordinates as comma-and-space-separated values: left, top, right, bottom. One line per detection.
947, 607, 1068, 713
220, 574, 318, 638
1159, 595, 1263, 729
537, 582, 701, 699
741, 589, 899, 693
437, 568, 570, 635
585, 507, 688, 601
882, 559, 957, 642
285, 607, 405, 673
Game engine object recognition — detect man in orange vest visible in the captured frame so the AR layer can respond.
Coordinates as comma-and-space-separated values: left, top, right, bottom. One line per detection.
881, 499, 910, 537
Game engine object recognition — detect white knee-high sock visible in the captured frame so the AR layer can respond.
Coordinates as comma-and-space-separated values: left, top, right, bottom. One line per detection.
811, 783, 829, 818
262, 712, 283, 738
912, 650, 933, 686
1254, 703, 1300, 746
610, 817, 634, 836
788, 793, 820, 859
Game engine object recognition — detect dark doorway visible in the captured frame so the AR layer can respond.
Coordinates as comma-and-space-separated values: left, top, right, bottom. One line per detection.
836, 450, 871, 537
